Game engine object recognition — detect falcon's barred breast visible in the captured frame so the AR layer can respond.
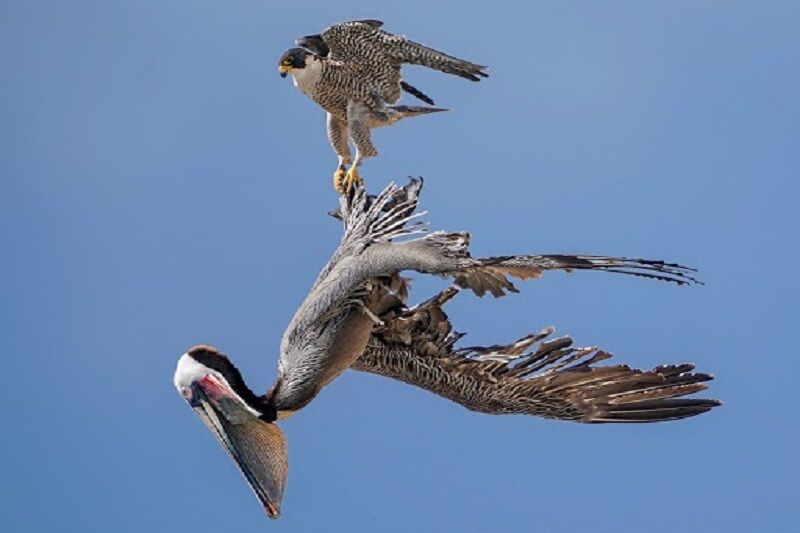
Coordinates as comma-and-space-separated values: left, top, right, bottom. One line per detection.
278, 20, 488, 193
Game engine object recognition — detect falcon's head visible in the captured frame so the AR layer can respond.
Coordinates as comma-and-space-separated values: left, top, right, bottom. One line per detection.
278, 48, 310, 78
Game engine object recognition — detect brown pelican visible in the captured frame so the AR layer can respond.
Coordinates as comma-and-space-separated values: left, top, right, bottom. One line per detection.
173, 179, 719, 518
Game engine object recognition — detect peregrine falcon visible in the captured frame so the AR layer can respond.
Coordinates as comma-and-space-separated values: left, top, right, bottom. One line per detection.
277, 20, 488, 193
174, 179, 719, 518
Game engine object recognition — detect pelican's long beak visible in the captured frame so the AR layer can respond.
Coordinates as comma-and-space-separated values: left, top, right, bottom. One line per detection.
278, 65, 291, 78
190, 383, 288, 519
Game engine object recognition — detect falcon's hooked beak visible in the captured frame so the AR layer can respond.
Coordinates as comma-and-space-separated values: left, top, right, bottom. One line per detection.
278, 65, 291, 78
185, 376, 288, 519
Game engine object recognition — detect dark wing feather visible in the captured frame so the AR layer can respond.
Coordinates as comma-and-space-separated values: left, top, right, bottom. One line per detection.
296, 34, 329, 57
353, 284, 719, 423
400, 80, 436, 105
449, 255, 701, 297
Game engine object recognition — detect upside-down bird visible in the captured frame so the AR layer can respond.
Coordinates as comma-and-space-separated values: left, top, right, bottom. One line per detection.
277, 20, 488, 193
173, 179, 719, 519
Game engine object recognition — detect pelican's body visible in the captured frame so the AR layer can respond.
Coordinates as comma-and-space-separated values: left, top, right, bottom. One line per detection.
174, 179, 719, 518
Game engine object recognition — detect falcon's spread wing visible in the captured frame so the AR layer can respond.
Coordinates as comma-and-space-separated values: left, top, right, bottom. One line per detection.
354, 282, 720, 422
298, 20, 487, 104
320, 20, 488, 80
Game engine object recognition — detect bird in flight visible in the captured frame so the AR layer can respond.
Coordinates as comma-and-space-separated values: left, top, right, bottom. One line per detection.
277, 20, 487, 193
173, 179, 719, 519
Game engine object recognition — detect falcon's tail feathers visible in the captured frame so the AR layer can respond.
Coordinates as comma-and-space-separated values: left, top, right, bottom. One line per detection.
386, 105, 448, 123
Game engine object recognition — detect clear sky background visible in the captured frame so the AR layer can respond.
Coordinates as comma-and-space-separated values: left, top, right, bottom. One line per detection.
2, 1, 798, 531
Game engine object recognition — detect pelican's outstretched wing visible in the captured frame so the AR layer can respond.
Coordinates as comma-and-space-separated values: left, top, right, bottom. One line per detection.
355, 283, 719, 422
447, 254, 700, 297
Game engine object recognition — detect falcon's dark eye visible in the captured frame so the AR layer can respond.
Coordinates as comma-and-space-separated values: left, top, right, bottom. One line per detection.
283, 58, 293, 65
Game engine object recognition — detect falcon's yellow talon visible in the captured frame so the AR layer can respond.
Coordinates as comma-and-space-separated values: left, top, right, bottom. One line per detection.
340, 166, 363, 194
333, 168, 347, 193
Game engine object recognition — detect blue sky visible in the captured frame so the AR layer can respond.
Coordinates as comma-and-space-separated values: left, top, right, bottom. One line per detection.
2, 1, 798, 531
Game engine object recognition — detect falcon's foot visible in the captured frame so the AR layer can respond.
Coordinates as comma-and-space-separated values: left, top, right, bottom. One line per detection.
337, 166, 363, 195
333, 166, 348, 193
